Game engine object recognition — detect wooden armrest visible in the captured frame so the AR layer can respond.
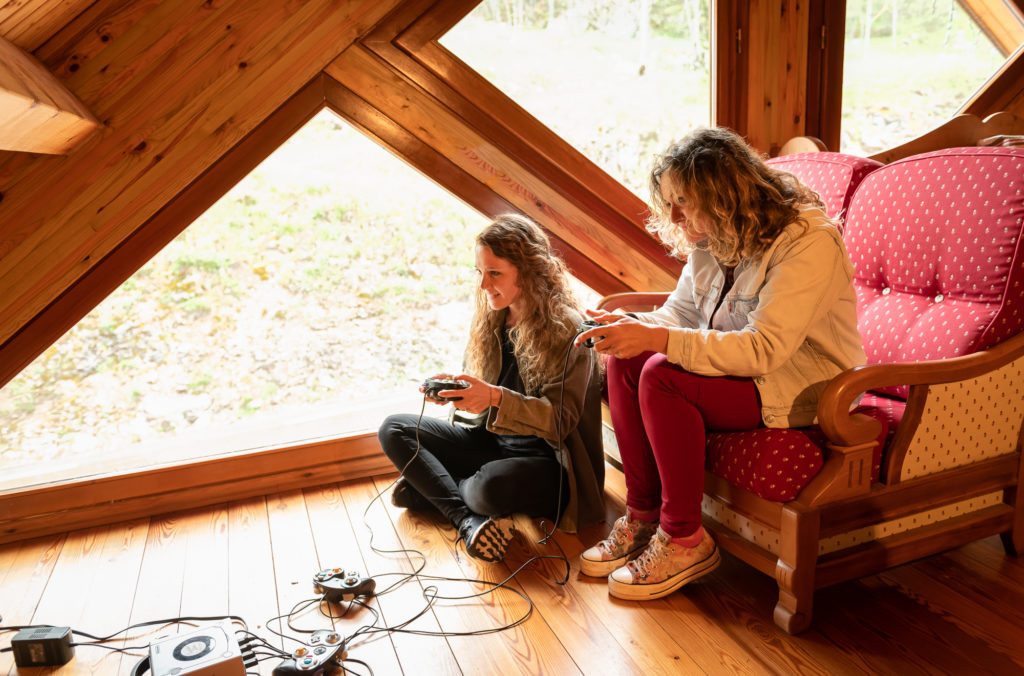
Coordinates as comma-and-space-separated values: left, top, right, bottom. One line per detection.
597, 292, 670, 313
869, 111, 1024, 163
979, 134, 1024, 147
818, 332, 1024, 446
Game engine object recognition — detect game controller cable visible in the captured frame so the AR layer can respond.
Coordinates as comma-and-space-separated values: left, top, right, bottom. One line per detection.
275, 322, 598, 671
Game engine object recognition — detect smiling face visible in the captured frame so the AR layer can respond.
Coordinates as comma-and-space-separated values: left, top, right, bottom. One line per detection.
659, 176, 710, 243
475, 244, 523, 322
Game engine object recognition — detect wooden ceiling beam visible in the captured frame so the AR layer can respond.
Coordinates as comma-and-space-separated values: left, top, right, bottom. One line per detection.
957, 0, 1024, 56
362, 0, 681, 292
0, 35, 99, 154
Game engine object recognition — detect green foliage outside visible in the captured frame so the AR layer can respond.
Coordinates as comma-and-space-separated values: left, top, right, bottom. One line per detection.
841, 0, 1004, 153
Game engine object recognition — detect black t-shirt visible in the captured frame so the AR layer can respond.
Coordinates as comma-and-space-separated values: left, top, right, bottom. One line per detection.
495, 327, 555, 457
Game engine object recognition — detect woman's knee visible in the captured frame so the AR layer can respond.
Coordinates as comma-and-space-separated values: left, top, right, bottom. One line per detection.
462, 461, 564, 517
638, 354, 696, 399
377, 413, 416, 462
607, 351, 655, 394
460, 470, 512, 515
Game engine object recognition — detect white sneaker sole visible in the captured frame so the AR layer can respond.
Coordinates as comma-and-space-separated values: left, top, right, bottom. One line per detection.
607, 545, 721, 601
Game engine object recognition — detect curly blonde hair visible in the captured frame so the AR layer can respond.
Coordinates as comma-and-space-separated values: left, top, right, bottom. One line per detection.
646, 127, 829, 265
464, 214, 580, 395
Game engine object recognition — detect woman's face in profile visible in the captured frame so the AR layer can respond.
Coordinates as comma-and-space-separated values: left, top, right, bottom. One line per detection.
475, 244, 522, 314
660, 177, 710, 243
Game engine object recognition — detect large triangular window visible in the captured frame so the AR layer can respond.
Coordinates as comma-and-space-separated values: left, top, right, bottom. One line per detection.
0, 110, 494, 490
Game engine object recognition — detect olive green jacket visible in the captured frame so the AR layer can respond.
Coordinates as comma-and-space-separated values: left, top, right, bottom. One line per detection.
453, 311, 605, 532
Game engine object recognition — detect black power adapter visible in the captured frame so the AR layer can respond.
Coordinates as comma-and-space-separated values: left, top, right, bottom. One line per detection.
12, 626, 75, 667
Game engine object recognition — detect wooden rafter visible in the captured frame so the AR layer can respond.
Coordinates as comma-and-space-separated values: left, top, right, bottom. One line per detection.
0, 35, 99, 153
957, 0, 1024, 56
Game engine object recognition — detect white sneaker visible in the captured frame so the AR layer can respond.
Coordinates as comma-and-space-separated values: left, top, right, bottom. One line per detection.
579, 513, 658, 577
608, 526, 720, 600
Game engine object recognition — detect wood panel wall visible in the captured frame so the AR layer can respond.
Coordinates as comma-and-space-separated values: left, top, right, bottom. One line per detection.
715, 0, 845, 155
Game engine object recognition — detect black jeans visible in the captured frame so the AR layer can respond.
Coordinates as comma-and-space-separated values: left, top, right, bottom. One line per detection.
378, 413, 567, 528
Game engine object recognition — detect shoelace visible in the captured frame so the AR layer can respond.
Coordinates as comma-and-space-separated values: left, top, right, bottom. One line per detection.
601, 517, 647, 554
628, 533, 670, 578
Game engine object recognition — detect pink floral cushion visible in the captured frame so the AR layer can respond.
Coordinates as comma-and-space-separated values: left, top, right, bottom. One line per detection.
844, 147, 1024, 399
766, 152, 883, 227
706, 396, 901, 501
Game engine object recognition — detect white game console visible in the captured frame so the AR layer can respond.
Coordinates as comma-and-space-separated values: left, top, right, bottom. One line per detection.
147, 620, 245, 676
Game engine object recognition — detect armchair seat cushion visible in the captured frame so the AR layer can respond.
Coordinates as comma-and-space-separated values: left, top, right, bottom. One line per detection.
705, 395, 902, 501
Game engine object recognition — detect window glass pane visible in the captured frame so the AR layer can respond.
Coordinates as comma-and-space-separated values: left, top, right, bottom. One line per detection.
841, 0, 1009, 155
0, 110, 601, 491
441, 0, 711, 198
0, 112, 478, 489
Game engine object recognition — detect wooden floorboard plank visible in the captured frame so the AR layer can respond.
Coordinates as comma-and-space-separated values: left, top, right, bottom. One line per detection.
540, 519, 706, 675
359, 476, 579, 675
31, 519, 150, 675
874, 560, 1024, 672
426, 505, 582, 674
226, 496, 281, 676
118, 510, 192, 674
306, 479, 451, 675
950, 536, 1024, 585
266, 487, 403, 675
0, 534, 66, 676
812, 574, 1002, 676
682, 551, 862, 675
180, 505, 231, 619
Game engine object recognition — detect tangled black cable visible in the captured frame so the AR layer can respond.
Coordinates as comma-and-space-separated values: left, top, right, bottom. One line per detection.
306, 324, 598, 665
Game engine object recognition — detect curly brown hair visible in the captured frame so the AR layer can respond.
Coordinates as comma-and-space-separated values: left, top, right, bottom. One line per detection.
464, 214, 580, 395
646, 127, 828, 265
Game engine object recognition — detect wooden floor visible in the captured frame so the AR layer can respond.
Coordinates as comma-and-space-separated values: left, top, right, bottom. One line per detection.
2, 467, 1024, 676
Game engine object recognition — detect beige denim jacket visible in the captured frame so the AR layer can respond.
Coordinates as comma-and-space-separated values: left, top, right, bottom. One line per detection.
453, 312, 606, 532
637, 210, 866, 428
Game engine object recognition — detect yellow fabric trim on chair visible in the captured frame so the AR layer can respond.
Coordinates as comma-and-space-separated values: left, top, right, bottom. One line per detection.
702, 495, 782, 555
901, 356, 1024, 480
817, 491, 1005, 555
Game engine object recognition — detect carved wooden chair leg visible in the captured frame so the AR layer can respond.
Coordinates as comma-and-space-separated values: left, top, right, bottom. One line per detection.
773, 505, 820, 634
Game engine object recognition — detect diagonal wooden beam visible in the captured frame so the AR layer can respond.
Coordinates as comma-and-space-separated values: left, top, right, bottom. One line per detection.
957, 0, 1024, 57
355, 0, 681, 292
0, 35, 100, 154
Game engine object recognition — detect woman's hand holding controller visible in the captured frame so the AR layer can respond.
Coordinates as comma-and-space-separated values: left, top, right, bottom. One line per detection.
447, 374, 500, 414
574, 309, 668, 359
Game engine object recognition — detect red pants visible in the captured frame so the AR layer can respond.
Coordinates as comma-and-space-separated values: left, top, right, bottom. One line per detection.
607, 352, 762, 538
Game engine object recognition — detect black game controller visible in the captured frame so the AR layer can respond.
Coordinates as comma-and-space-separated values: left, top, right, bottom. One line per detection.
422, 378, 469, 401
313, 568, 376, 603
272, 629, 343, 675
578, 319, 604, 348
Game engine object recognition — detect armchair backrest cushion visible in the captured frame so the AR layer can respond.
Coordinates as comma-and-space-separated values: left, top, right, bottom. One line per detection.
843, 147, 1024, 399
766, 152, 883, 226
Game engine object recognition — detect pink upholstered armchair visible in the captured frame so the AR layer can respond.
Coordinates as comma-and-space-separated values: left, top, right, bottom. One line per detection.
598, 147, 1024, 633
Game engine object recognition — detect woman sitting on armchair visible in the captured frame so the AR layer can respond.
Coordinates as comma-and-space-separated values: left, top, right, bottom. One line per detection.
576, 127, 865, 600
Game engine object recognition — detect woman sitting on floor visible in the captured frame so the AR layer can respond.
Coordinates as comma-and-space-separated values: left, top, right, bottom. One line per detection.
378, 213, 605, 562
